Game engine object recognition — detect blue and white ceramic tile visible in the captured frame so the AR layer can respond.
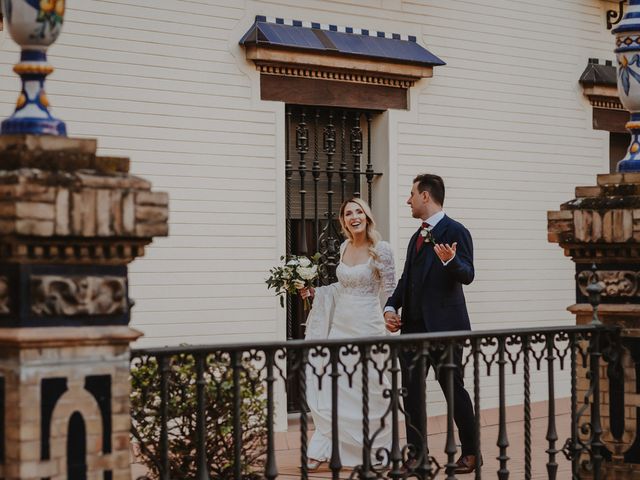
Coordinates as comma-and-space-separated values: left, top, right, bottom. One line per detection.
613, 0, 640, 171
0, 0, 66, 136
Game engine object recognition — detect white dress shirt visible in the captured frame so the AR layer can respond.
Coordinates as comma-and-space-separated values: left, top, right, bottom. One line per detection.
424, 210, 445, 230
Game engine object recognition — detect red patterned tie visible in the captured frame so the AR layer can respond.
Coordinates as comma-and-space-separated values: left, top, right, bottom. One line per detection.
416, 222, 429, 252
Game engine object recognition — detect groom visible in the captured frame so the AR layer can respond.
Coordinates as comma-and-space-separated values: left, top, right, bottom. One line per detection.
384, 173, 479, 474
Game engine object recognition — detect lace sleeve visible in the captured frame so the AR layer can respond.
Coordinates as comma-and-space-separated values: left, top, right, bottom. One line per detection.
374, 241, 396, 298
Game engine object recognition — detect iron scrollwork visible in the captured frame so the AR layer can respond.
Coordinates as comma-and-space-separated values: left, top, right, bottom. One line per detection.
296, 112, 310, 255
129, 321, 619, 479
295, 115, 309, 155
607, 1, 627, 30
318, 113, 341, 284
350, 114, 363, 199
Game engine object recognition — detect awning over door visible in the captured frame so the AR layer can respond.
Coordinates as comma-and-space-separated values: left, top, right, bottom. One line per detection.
239, 16, 445, 110
240, 16, 445, 67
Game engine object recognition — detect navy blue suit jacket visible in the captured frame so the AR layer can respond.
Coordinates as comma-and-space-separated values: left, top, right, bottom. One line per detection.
386, 215, 474, 333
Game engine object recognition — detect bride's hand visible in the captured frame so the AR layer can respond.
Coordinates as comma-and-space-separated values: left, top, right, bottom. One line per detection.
384, 311, 402, 332
298, 287, 315, 299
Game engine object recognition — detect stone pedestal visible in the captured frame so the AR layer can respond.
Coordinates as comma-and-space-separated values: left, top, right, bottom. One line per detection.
0, 327, 139, 480
0, 135, 168, 480
549, 173, 640, 479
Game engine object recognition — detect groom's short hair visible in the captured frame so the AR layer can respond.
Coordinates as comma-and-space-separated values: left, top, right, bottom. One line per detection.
414, 174, 445, 206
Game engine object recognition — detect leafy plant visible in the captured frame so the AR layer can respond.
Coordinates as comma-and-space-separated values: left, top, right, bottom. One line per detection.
130, 353, 267, 479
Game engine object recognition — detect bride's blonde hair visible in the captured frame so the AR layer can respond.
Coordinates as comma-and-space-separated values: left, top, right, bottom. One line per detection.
339, 197, 381, 263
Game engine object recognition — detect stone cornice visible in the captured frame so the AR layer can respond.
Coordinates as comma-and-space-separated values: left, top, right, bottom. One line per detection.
245, 45, 433, 87
0, 325, 142, 348
548, 174, 640, 256
0, 135, 128, 172
255, 62, 416, 88
586, 92, 625, 110
0, 136, 169, 265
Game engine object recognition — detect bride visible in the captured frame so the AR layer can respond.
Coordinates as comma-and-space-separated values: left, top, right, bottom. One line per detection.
298, 197, 396, 471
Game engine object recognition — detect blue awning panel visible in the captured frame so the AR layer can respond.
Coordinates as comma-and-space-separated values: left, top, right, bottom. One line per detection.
240, 17, 445, 67
257, 22, 326, 50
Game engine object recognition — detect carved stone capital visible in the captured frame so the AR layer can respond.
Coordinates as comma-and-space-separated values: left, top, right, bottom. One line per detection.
31, 275, 127, 316
578, 270, 640, 298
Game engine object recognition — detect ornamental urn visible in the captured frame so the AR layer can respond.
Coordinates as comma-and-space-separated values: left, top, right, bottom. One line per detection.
0, 0, 67, 136
613, 0, 640, 171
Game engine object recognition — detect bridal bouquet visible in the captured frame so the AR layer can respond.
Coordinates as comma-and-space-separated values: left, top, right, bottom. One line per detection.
266, 253, 321, 310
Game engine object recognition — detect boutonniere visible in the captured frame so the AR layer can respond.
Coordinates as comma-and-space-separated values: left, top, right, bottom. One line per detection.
420, 227, 435, 244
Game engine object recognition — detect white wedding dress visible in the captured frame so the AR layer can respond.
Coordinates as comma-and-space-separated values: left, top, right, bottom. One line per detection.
304, 240, 396, 467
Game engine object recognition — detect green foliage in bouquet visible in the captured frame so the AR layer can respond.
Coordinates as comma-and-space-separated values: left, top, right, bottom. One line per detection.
266, 252, 322, 308
131, 354, 267, 479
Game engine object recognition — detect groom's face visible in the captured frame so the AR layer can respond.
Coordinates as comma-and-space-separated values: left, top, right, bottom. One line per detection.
407, 182, 428, 219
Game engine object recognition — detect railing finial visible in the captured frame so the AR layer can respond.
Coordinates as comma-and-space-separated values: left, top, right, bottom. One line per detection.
586, 263, 604, 325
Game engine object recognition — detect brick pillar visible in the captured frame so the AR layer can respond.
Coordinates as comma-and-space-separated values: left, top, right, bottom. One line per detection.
0, 135, 168, 480
548, 173, 640, 479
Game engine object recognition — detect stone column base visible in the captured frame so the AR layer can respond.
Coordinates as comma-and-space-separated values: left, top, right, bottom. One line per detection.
0, 326, 141, 480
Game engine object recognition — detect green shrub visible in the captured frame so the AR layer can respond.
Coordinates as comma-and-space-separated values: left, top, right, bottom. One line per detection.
130, 353, 267, 479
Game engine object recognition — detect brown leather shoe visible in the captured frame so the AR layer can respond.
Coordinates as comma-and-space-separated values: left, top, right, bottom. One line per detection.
453, 454, 482, 474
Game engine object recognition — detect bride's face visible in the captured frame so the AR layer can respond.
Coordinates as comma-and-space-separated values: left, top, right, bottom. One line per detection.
343, 202, 368, 236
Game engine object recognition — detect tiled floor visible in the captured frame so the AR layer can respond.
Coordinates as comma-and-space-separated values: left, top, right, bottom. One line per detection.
274, 399, 572, 479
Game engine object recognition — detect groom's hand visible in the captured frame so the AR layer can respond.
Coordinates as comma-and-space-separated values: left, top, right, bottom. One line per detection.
384, 311, 402, 332
434, 242, 457, 263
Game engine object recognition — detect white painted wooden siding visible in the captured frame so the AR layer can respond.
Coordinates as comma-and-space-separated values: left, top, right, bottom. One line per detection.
0, 0, 618, 413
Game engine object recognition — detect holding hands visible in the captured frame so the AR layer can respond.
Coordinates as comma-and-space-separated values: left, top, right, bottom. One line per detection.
384, 311, 402, 333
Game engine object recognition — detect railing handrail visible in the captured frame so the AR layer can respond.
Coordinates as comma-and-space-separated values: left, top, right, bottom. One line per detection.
131, 323, 613, 356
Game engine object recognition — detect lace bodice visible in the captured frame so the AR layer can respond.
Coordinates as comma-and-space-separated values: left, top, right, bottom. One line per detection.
335, 240, 396, 298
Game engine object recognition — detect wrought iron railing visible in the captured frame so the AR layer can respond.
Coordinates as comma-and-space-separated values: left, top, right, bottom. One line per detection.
130, 323, 619, 480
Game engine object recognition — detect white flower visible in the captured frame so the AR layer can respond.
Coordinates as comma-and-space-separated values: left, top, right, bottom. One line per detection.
293, 279, 305, 289
287, 259, 298, 266
298, 265, 318, 281
298, 257, 312, 267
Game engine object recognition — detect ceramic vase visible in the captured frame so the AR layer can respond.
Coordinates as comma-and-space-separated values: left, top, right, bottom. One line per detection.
0, 0, 67, 136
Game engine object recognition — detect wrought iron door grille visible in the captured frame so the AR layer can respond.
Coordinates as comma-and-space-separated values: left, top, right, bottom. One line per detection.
286, 105, 382, 285
285, 105, 382, 412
